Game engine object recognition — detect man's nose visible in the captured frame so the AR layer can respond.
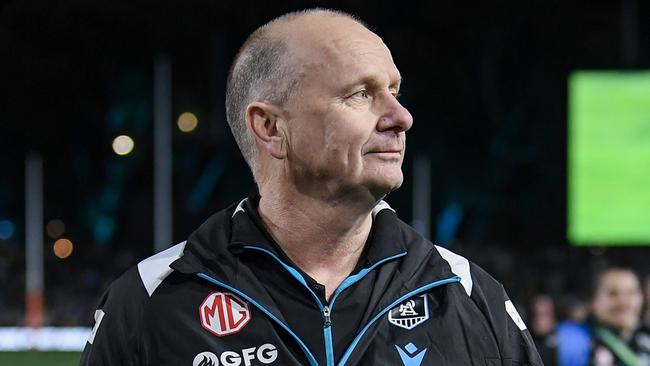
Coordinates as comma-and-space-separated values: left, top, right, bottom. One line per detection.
376, 93, 413, 133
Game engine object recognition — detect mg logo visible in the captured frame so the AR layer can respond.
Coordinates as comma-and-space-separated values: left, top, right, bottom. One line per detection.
200, 292, 251, 336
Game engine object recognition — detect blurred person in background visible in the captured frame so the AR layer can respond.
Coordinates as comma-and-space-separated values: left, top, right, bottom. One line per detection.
643, 274, 650, 328
565, 297, 590, 323
557, 266, 650, 366
531, 294, 558, 366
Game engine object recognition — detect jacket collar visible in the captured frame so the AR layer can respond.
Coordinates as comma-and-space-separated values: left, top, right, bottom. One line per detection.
171, 196, 460, 293
228, 195, 407, 269
170, 197, 406, 274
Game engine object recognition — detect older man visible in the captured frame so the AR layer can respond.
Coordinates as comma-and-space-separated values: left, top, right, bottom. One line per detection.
81, 9, 542, 365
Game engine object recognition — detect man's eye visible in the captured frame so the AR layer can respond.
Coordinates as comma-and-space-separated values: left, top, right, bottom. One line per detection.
351, 89, 369, 99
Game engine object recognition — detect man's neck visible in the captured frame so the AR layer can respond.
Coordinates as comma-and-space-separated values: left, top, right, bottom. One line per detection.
257, 185, 376, 300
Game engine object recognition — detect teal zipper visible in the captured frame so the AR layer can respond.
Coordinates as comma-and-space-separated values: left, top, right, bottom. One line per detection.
241, 245, 406, 366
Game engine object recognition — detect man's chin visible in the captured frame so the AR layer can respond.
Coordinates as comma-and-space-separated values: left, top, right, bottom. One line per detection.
364, 175, 403, 200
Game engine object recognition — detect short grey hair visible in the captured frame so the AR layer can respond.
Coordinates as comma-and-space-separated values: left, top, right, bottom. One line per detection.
225, 9, 366, 177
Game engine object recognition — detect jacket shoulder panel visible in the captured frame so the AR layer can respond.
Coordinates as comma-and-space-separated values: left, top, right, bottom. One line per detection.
434, 245, 472, 296
137, 241, 186, 296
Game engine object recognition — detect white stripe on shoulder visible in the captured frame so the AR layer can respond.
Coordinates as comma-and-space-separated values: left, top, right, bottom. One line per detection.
232, 198, 247, 217
435, 245, 473, 296
372, 200, 394, 218
137, 241, 186, 297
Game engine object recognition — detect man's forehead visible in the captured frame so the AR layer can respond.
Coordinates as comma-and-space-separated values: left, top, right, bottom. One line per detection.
600, 270, 640, 289
277, 15, 399, 84
275, 12, 370, 40
277, 14, 386, 60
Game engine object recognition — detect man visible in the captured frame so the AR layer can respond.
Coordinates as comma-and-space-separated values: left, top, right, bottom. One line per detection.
81, 9, 542, 365
557, 267, 650, 365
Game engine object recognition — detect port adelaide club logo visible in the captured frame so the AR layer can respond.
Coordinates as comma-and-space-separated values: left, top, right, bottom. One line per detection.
388, 295, 429, 330
200, 292, 251, 336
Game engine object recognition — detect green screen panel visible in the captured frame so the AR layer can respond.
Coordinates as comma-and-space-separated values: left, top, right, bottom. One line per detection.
568, 70, 650, 246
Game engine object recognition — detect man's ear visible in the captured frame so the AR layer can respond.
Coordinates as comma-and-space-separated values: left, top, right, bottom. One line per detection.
246, 102, 287, 159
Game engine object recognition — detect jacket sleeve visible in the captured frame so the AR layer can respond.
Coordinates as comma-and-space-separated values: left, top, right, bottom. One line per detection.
469, 263, 544, 365
79, 267, 145, 366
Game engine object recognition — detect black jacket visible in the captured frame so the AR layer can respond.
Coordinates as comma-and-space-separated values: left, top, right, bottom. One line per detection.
80, 198, 543, 365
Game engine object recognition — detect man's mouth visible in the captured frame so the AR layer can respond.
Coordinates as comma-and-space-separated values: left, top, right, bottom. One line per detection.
365, 150, 402, 159
368, 150, 401, 155
365, 146, 403, 154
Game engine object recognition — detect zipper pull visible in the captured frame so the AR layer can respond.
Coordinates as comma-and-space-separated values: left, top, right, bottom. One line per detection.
323, 305, 331, 327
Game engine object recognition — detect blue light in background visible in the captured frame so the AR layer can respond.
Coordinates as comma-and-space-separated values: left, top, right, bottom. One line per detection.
0, 219, 15, 240
94, 215, 115, 246
435, 203, 464, 247
188, 156, 227, 213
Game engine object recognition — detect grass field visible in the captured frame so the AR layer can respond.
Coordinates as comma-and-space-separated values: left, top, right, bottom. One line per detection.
0, 352, 80, 365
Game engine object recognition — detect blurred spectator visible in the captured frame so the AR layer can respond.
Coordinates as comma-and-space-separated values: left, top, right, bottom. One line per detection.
531, 294, 558, 366
643, 274, 650, 328
565, 297, 590, 323
557, 267, 650, 366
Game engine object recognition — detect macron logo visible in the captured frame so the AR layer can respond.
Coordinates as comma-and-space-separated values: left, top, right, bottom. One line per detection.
395, 342, 427, 366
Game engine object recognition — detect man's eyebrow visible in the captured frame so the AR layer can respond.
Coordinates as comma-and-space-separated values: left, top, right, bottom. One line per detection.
341, 75, 403, 91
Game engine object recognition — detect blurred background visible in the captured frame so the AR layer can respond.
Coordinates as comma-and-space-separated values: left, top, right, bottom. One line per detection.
0, 0, 649, 364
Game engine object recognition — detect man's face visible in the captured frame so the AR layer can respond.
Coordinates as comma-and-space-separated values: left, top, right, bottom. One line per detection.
592, 269, 643, 333
280, 17, 413, 199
